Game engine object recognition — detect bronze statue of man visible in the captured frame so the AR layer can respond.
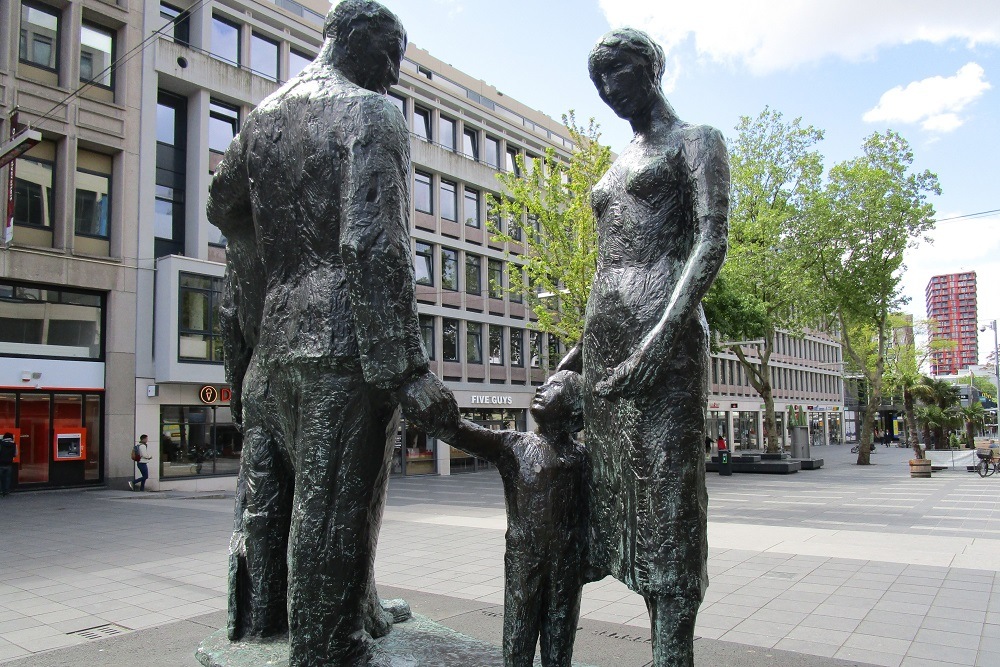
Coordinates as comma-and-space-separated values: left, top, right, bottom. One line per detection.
207, 1, 459, 665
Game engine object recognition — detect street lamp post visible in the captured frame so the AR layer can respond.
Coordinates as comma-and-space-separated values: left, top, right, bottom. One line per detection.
981, 320, 1000, 437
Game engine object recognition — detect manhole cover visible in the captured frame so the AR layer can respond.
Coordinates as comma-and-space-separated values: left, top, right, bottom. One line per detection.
69, 623, 132, 640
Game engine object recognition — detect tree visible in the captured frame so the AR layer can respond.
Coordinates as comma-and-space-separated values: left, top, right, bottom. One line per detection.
488, 113, 612, 350
802, 131, 940, 465
961, 402, 986, 448
884, 316, 932, 459
703, 107, 824, 453
915, 377, 961, 448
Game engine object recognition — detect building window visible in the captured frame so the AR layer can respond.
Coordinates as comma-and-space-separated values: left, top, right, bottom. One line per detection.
209, 100, 240, 154
510, 328, 524, 366
155, 90, 187, 257
489, 326, 504, 365
467, 322, 483, 364
413, 106, 431, 141
509, 267, 523, 303
388, 92, 406, 117
439, 115, 455, 151
75, 151, 112, 239
485, 136, 500, 169
160, 405, 241, 478
19, 2, 60, 70
463, 129, 478, 160
250, 32, 279, 81
414, 242, 433, 286
13, 142, 55, 229
488, 259, 503, 299
530, 331, 542, 368
178, 273, 223, 363
506, 147, 520, 175
288, 49, 311, 78
440, 180, 457, 221
441, 247, 458, 291
414, 171, 432, 214
0, 280, 104, 360
465, 254, 481, 295
443, 318, 459, 362
210, 15, 240, 66
419, 315, 434, 360
464, 188, 480, 228
80, 23, 114, 88
160, 3, 190, 45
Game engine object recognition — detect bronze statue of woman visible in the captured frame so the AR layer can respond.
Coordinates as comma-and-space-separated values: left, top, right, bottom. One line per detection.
562, 28, 729, 666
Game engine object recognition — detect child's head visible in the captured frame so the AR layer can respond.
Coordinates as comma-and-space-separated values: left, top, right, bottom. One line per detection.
530, 370, 584, 433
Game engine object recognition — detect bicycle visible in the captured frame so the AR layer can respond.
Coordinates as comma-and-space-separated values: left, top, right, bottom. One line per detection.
976, 448, 998, 478
850, 444, 876, 454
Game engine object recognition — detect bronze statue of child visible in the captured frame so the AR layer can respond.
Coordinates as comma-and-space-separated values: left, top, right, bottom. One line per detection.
447, 370, 587, 667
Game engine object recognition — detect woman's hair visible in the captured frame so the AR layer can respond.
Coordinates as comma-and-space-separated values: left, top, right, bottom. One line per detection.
588, 28, 665, 84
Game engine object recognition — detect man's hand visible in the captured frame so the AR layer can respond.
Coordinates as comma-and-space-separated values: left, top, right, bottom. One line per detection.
395, 371, 461, 441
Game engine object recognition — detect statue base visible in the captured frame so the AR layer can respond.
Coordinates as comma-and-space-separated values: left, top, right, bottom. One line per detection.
196, 614, 598, 667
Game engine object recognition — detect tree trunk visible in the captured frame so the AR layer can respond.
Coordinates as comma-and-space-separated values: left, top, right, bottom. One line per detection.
761, 377, 779, 454
903, 389, 922, 459
966, 421, 976, 449
857, 389, 879, 465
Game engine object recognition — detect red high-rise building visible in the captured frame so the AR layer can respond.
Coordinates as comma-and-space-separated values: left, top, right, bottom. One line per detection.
926, 272, 979, 375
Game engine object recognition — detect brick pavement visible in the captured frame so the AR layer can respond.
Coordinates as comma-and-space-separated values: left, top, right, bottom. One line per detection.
0, 443, 997, 666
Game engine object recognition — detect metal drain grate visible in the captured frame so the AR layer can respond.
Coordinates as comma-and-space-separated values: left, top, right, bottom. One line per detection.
69, 623, 132, 640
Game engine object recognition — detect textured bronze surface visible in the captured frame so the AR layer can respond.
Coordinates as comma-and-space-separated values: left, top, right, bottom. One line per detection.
206, 2, 459, 665
572, 27, 730, 667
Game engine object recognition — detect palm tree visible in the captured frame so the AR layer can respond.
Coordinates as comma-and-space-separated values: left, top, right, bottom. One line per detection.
915, 378, 961, 449
961, 402, 986, 448
887, 372, 930, 459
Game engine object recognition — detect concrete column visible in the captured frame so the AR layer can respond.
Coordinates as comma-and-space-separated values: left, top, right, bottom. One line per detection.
185, 89, 210, 259
53, 135, 77, 251
61, 1, 82, 89
189, 1, 211, 52
279, 39, 291, 82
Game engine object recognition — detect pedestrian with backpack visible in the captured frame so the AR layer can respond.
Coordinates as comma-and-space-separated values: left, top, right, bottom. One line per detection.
129, 434, 151, 492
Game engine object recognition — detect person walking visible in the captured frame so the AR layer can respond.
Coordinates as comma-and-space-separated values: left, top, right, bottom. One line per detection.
0, 432, 16, 497
129, 434, 151, 492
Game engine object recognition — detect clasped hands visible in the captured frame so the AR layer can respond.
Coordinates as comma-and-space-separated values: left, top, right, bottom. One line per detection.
395, 370, 461, 441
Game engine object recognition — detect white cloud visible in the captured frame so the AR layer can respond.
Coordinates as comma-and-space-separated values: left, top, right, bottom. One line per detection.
596, 0, 1000, 75
862, 63, 991, 132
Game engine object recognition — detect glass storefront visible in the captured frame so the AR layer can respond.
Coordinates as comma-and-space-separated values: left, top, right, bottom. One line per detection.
0, 390, 104, 489
450, 408, 526, 473
733, 411, 759, 450
828, 413, 843, 445
390, 418, 436, 476
160, 405, 241, 478
809, 412, 826, 447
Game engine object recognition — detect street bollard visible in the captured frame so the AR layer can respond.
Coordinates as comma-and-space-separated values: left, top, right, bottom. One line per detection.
719, 449, 732, 476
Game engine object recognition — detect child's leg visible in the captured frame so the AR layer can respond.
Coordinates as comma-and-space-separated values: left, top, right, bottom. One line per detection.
503, 552, 543, 667
539, 564, 583, 666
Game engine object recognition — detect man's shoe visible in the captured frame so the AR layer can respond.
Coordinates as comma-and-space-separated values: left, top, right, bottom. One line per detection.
128, 481, 134, 491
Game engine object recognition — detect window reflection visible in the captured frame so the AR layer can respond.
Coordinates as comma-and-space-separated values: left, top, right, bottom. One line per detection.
210, 15, 240, 65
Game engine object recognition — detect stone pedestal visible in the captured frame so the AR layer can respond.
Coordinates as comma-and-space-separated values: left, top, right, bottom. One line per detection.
197, 614, 598, 667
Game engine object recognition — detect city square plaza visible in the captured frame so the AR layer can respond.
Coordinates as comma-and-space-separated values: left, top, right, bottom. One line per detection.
0, 444, 997, 667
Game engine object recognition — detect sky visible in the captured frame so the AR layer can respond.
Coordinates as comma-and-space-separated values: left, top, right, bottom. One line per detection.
351, 0, 1000, 363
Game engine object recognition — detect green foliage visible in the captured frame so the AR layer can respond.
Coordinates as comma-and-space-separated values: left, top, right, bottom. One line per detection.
801, 131, 940, 463
972, 376, 997, 401
487, 112, 612, 346
703, 107, 825, 452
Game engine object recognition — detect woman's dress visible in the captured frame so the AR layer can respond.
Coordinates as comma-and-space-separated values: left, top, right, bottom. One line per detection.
583, 134, 712, 602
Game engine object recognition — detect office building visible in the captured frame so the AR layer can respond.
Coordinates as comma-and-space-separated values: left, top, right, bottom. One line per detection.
1, 0, 143, 489
926, 271, 978, 376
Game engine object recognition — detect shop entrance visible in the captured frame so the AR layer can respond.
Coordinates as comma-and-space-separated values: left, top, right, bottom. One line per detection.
0, 391, 103, 489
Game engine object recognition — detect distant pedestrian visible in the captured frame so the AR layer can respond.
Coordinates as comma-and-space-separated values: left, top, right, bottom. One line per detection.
129, 434, 152, 492
0, 432, 16, 497
717, 435, 727, 451
705, 436, 712, 455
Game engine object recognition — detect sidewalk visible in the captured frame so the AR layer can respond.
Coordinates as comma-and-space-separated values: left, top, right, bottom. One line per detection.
0, 444, 997, 666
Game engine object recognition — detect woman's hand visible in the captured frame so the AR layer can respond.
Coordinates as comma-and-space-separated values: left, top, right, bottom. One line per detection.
594, 350, 660, 399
